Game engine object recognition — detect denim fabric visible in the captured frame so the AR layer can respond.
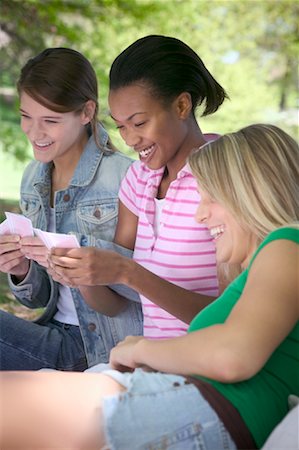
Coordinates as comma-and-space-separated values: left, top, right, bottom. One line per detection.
5, 125, 143, 369
102, 369, 237, 450
0, 311, 87, 371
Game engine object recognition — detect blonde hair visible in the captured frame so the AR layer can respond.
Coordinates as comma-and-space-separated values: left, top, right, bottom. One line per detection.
188, 124, 299, 279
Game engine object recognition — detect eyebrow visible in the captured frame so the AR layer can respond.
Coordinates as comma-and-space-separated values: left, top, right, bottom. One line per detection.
109, 112, 146, 121
19, 108, 62, 119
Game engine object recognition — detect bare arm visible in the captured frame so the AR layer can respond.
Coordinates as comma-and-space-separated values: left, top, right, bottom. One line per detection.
50, 197, 216, 322
50, 246, 215, 323
48, 200, 140, 316
78, 285, 130, 317
110, 239, 299, 382
114, 200, 138, 249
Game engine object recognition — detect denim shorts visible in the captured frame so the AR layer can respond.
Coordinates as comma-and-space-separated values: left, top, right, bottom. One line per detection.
101, 368, 237, 450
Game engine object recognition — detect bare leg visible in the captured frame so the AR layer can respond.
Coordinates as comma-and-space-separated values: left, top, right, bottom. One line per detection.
0, 371, 125, 449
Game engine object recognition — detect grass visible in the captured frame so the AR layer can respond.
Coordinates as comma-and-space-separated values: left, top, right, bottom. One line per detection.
0, 150, 25, 200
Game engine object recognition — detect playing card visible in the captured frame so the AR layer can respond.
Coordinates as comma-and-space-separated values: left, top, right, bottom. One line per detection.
0, 219, 11, 235
5, 212, 34, 237
33, 228, 80, 249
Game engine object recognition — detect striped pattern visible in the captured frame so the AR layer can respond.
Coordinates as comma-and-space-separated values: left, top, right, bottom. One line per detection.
119, 161, 219, 339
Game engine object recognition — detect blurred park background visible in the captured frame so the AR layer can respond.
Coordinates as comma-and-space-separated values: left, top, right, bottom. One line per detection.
0, 0, 298, 312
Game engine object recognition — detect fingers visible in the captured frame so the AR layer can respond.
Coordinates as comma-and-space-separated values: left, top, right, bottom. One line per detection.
0, 249, 29, 276
0, 236, 21, 256
0, 234, 23, 273
20, 236, 44, 246
47, 266, 76, 287
51, 247, 83, 258
49, 254, 80, 269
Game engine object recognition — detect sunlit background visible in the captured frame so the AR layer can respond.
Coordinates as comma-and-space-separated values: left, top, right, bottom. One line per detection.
1, 0, 298, 200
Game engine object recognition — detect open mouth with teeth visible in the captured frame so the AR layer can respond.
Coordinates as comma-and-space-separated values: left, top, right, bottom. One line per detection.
210, 225, 225, 241
34, 141, 54, 149
139, 144, 155, 160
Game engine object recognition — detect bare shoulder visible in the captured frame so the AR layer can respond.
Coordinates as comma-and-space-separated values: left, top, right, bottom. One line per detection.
248, 238, 298, 284
241, 237, 298, 321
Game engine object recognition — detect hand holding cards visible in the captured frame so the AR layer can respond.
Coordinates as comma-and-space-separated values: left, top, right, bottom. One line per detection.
0, 212, 80, 248
34, 228, 80, 249
2, 212, 34, 237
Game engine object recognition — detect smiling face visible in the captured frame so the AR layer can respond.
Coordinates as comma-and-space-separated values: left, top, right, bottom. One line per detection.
108, 84, 196, 172
196, 189, 257, 269
20, 92, 90, 165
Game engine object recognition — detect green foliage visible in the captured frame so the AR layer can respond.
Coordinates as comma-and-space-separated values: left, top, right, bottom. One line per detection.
0, 0, 298, 162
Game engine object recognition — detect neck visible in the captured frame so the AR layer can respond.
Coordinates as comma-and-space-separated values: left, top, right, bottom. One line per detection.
166, 121, 206, 181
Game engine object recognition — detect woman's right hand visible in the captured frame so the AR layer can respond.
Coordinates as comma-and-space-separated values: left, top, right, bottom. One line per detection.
0, 235, 30, 279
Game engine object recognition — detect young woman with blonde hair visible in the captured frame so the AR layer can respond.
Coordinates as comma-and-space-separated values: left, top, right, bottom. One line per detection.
1, 124, 298, 449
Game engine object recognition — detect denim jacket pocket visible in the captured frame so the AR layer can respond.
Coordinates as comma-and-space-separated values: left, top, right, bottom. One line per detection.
20, 196, 42, 228
77, 200, 118, 241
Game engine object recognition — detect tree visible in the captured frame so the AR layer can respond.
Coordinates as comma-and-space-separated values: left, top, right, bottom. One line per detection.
1, 0, 298, 161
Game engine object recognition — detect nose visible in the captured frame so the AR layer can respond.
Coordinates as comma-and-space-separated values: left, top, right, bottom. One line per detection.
195, 200, 209, 223
120, 127, 141, 148
23, 119, 45, 140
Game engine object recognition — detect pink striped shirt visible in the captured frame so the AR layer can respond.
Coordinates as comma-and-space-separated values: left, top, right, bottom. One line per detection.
119, 161, 219, 339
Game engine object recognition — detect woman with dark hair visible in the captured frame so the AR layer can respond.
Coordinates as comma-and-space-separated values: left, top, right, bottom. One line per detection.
50, 35, 229, 339
1, 124, 298, 449
0, 47, 143, 371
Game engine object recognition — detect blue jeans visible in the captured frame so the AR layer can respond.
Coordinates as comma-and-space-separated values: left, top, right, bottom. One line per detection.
0, 310, 87, 371
102, 369, 237, 450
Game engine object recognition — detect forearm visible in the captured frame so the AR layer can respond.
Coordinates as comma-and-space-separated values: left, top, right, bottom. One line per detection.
79, 285, 129, 317
78, 237, 140, 303
133, 327, 243, 382
122, 259, 215, 323
8, 260, 52, 308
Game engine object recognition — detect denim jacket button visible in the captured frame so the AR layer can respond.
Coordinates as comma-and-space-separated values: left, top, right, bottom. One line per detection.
63, 194, 70, 202
88, 322, 97, 332
94, 209, 101, 218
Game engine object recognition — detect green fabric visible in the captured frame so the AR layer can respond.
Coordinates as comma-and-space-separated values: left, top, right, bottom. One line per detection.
188, 227, 299, 448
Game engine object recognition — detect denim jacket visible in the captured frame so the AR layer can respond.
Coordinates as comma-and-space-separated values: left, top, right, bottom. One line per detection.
8, 125, 143, 367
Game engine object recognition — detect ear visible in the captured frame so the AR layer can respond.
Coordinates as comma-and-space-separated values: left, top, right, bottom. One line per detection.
80, 100, 96, 125
175, 92, 192, 119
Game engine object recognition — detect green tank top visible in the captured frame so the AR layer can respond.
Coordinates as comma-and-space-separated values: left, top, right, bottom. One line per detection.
188, 227, 299, 448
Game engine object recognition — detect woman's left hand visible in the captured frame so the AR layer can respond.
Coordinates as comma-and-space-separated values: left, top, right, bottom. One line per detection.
109, 336, 147, 372
48, 247, 126, 286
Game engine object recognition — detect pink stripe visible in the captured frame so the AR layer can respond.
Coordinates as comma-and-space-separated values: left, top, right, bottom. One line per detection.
142, 304, 163, 309
146, 335, 186, 340
120, 188, 137, 211
143, 314, 179, 320
190, 286, 218, 292
170, 185, 197, 192
144, 325, 187, 332
164, 223, 209, 231
139, 208, 155, 215
134, 246, 215, 256
132, 163, 152, 180
137, 221, 150, 227
135, 177, 148, 187
165, 197, 198, 204
135, 258, 217, 269
158, 236, 213, 243
165, 275, 217, 282
123, 176, 137, 197
136, 234, 152, 240
163, 210, 195, 218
